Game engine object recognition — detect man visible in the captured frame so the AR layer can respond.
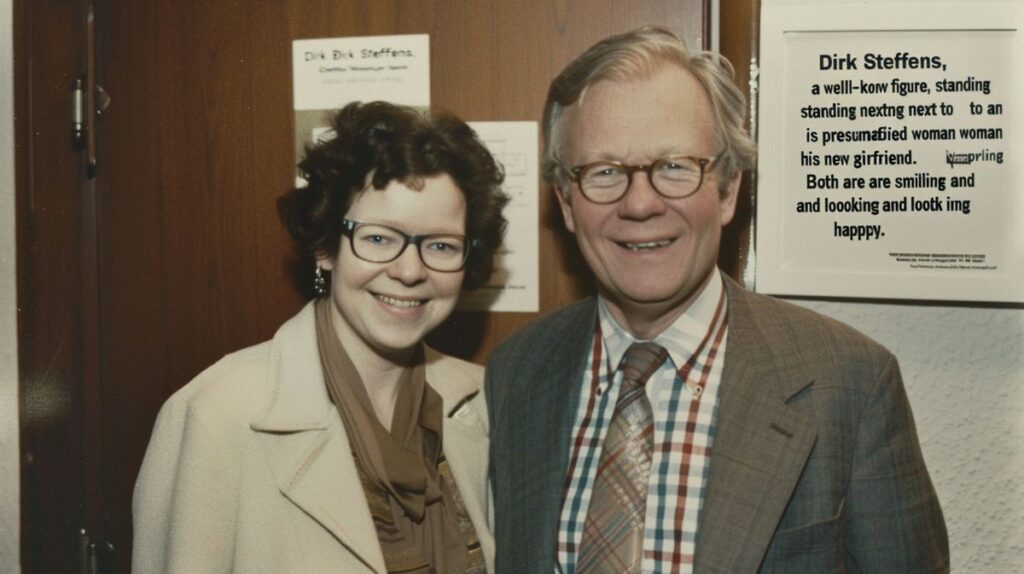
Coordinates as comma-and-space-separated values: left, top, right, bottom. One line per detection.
485, 27, 948, 573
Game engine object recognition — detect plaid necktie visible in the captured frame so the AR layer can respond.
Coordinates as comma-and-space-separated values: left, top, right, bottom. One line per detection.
577, 342, 668, 573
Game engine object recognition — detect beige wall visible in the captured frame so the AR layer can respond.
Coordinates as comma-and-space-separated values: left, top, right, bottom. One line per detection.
1, 0, 21, 570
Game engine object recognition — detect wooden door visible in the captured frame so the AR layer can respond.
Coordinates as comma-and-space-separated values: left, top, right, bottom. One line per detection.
19, 1, 709, 571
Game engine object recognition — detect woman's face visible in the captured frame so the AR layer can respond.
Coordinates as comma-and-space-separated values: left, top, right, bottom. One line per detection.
319, 174, 467, 360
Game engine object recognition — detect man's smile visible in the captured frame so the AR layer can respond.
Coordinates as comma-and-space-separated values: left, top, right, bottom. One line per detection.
619, 238, 675, 251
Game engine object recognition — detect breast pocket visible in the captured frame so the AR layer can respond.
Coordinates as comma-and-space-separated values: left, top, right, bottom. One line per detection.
760, 498, 845, 573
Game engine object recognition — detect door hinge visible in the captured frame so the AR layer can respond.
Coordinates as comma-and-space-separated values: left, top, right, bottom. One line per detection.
70, 73, 111, 179
71, 76, 86, 150
79, 528, 115, 574
74, 7, 111, 180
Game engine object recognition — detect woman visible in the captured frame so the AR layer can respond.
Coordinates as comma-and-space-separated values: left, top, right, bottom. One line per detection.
132, 101, 508, 573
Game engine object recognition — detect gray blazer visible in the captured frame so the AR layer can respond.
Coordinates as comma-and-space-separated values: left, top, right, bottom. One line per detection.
485, 276, 948, 573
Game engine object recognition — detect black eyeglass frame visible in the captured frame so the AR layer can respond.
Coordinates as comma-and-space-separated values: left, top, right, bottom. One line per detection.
340, 219, 478, 272
568, 155, 719, 204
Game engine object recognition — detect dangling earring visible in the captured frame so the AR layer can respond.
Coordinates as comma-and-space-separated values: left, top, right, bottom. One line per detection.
313, 265, 328, 296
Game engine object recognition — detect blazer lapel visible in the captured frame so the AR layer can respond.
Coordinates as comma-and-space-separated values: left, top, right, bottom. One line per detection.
514, 299, 597, 567
694, 279, 818, 573
249, 304, 387, 573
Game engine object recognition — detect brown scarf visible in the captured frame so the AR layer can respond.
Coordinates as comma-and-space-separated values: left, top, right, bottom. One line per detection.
314, 299, 484, 573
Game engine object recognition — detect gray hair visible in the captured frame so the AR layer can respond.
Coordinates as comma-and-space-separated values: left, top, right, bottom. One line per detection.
542, 26, 757, 197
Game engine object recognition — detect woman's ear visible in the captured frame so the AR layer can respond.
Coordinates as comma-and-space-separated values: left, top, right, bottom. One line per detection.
315, 250, 335, 272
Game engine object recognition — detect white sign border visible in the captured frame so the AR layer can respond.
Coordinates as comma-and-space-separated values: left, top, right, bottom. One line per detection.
756, 0, 1024, 303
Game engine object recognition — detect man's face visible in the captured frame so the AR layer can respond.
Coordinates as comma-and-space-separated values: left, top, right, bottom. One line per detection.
556, 64, 740, 337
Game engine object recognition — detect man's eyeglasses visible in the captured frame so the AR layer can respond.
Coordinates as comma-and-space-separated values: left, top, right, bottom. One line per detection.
569, 155, 718, 204
340, 219, 474, 272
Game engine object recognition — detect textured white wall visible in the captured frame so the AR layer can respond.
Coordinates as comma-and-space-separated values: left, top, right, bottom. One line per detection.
794, 300, 1024, 572
1, 0, 21, 571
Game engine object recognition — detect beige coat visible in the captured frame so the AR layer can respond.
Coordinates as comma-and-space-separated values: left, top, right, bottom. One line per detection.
132, 303, 493, 573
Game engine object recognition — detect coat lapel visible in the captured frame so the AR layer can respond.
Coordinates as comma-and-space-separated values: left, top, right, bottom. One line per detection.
274, 421, 388, 572
247, 307, 491, 574
249, 304, 387, 573
425, 348, 495, 570
442, 413, 492, 568
694, 279, 818, 573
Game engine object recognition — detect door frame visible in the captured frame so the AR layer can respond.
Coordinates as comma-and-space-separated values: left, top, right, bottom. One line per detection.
15, 0, 107, 571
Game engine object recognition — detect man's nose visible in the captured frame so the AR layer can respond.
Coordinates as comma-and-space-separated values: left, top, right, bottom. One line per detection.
618, 171, 668, 219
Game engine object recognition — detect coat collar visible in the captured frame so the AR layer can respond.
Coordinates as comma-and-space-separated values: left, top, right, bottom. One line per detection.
249, 304, 484, 431
693, 277, 818, 573
248, 302, 489, 573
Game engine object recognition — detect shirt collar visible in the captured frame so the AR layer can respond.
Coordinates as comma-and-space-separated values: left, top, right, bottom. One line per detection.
597, 269, 725, 373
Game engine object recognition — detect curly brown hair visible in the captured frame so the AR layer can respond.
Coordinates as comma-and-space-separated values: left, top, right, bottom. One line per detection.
279, 101, 509, 291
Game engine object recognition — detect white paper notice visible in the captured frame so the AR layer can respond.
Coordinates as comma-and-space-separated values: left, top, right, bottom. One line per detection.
757, 1, 1023, 302
293, 35, 430, 111
459, 122, 540, 313
292, 35, 430, 182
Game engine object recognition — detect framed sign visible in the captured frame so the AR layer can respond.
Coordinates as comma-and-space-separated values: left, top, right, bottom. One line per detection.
756, 0, 1023, 302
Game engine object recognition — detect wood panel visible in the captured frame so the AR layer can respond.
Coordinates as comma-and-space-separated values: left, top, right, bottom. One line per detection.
16, 2, 709, 571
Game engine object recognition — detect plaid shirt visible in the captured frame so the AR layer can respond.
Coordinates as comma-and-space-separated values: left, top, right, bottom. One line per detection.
556, 274, 729, 574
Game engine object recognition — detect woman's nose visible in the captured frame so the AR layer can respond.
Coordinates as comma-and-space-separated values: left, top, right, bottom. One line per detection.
386, 244, 429, 284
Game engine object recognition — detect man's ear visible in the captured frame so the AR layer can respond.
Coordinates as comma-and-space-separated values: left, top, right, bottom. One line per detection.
554, 186, 576, 234
718, 170, 742, 227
